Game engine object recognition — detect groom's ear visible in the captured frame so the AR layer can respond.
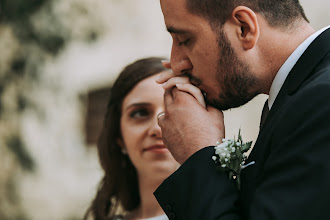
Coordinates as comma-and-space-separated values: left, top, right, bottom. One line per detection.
231, 6, 259, 50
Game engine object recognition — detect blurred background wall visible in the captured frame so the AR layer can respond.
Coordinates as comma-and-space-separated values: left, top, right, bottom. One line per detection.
0, 0, 329, 219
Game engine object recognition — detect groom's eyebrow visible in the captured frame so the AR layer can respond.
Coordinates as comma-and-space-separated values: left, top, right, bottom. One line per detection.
167, 26, 189, 34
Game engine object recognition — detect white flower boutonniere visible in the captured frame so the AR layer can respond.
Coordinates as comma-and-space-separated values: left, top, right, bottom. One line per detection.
212, 129, 254, 190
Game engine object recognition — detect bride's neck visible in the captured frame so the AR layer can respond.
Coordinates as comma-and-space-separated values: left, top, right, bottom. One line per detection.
132, 174, 165, 219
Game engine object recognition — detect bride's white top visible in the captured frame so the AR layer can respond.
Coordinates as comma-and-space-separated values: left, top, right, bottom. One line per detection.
142, 214, 168, 220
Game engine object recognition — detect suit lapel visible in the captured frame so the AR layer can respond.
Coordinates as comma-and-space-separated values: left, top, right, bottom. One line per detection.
245, 27, 330, 168
261, 27, 330, 130
241, 28, 330, 213
287, 28, 330, 95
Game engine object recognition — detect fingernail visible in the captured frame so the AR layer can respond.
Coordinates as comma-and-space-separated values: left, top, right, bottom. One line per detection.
176, 84, 183, 87
161, 60, 170, 63
155, 75, 161, 81
161, 82, 167, 87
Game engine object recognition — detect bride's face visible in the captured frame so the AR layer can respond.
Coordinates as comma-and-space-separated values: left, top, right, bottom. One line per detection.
119, 73, 178, 178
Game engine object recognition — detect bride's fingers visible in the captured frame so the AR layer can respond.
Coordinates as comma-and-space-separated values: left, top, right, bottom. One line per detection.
161, 60, 171, 69
175, 83, 206, 108
162, 76, 190, 90
156, 70, 176, 84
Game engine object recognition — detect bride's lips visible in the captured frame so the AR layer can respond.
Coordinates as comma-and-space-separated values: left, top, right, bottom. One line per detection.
144, 144, 168, 153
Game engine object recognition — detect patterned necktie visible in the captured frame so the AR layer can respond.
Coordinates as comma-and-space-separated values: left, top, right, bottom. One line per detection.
260, 99, 269, 128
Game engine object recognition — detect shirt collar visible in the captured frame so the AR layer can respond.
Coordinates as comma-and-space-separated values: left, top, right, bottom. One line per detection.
267, 25, 330, 110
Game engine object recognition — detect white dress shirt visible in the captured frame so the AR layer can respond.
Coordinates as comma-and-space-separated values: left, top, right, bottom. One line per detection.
267, 25, 330, 110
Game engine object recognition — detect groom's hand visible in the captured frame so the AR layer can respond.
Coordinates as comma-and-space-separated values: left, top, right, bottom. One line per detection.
156, 71, 225, 164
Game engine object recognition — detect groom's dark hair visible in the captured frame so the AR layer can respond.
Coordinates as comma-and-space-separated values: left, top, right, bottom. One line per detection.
185, 0, 309, 29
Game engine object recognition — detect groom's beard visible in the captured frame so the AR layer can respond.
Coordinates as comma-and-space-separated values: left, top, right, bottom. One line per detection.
207, 29, 259, 111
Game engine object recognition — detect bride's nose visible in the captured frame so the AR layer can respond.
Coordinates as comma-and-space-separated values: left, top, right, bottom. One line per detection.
149, 112, 163, 138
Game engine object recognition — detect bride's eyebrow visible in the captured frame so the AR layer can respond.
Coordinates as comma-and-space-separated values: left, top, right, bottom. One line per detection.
125, 103, 151, 111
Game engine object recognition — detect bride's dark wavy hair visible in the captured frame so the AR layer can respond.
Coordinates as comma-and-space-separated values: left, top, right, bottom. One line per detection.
84, 57, 166, 220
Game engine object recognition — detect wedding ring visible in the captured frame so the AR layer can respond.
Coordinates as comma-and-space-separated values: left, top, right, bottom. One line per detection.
157, 112, 165, 120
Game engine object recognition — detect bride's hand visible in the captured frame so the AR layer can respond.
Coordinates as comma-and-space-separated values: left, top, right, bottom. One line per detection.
174, 83, 206, 108
156, 62, 224, 164
157, 71, 206, 108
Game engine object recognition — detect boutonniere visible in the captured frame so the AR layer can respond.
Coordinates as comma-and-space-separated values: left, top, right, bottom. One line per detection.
212, 129, 254, 190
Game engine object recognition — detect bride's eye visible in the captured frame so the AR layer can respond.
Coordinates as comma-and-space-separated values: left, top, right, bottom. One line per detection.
130, 108, 149, 119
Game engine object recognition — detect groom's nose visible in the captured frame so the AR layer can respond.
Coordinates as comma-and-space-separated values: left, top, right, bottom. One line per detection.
170, 46, 192, 76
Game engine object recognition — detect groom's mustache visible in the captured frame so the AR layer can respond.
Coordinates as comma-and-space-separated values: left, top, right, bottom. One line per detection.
182, 72, 202, 87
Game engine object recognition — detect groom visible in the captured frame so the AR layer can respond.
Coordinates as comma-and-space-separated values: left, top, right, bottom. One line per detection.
155, 0, 330, 219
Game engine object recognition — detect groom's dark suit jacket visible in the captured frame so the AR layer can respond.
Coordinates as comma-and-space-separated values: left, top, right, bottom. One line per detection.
154, 27, 330, 220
